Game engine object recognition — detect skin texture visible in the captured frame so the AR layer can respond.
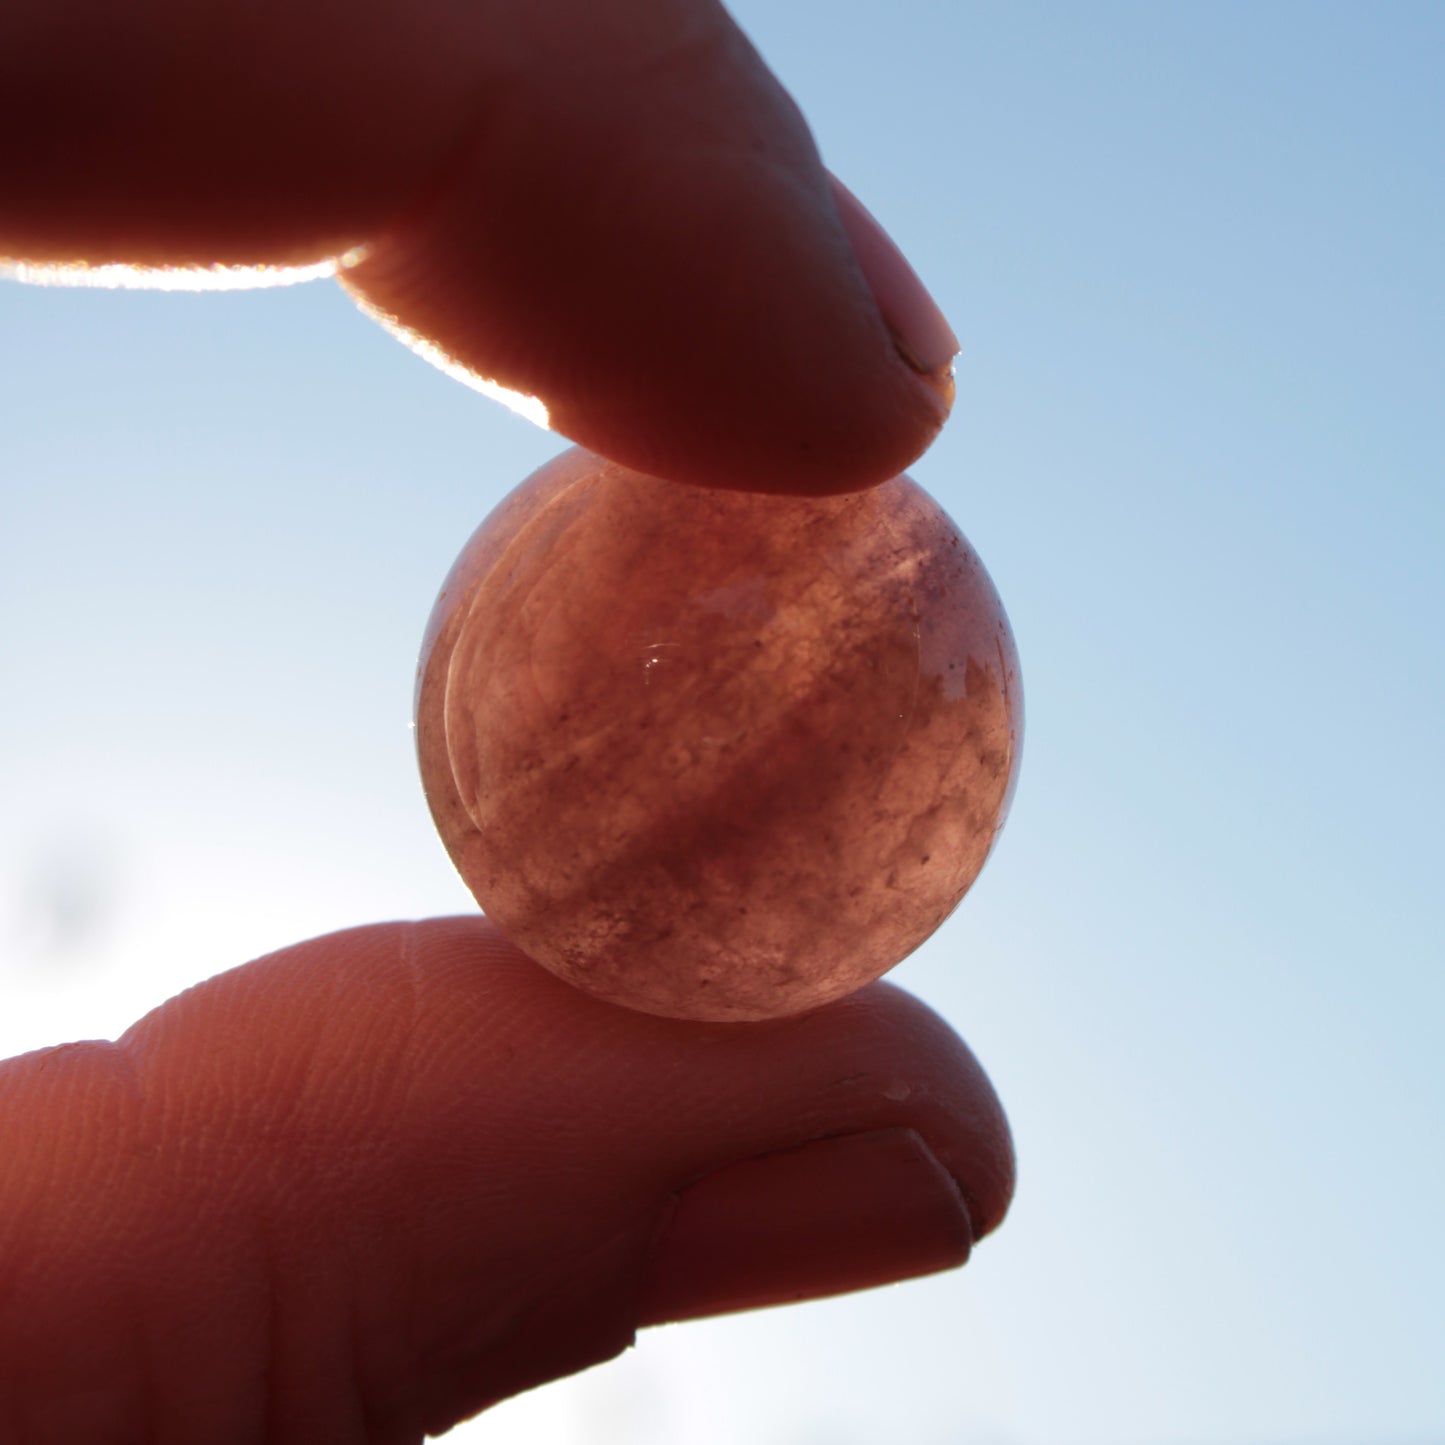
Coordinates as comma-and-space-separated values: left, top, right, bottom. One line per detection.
419, 448, 1022, 1020
0, 919, 1014, 1443
2, 0, 1012, 1438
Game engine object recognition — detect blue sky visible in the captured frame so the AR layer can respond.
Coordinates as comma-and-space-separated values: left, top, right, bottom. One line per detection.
2, 3, 1441, 1442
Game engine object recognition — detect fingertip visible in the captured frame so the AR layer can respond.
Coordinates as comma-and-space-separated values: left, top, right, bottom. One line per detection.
340, 40, 953, 495
828, 172, 960, 381
846, 980, 1016, 1240
637, 1127, 972, 1326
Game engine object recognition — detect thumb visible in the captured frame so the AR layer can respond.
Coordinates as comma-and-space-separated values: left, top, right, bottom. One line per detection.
1, 0, 955, 494
0, 917, 1012, 1442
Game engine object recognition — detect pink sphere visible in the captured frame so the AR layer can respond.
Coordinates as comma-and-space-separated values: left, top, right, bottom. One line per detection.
417, 447, 1022, 1021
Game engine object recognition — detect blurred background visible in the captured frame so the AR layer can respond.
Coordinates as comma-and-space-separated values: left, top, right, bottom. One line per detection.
2, 2, 1441, 1442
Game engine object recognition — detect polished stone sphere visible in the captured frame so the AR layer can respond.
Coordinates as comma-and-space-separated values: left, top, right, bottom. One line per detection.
416, 447, 1021, 1021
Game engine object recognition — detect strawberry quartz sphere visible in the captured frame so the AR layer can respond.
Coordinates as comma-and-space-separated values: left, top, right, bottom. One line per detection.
416, 447, 1022, 1022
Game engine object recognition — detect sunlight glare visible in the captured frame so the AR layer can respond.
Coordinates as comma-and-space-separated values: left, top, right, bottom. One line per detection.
344, 286, 552, 431
0, 257, 344, 291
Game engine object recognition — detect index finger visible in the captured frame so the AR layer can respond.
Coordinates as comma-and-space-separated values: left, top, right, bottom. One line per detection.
1, 0, 957, 494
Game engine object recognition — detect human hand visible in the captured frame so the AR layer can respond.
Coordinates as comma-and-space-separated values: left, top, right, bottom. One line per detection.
0, 2, 1012, 1441
1, 920, 1012, 1440
2, 0, 959, 495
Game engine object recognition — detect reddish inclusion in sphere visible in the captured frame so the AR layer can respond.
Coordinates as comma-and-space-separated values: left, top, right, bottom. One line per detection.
416, 447, 1022, 1022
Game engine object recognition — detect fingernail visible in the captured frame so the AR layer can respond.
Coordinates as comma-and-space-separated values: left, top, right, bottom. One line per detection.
829, 173, 960, 379
637, 1128, 972, 1327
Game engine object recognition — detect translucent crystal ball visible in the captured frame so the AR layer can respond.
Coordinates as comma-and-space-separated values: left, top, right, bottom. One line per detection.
416, 447, 1022, 1021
